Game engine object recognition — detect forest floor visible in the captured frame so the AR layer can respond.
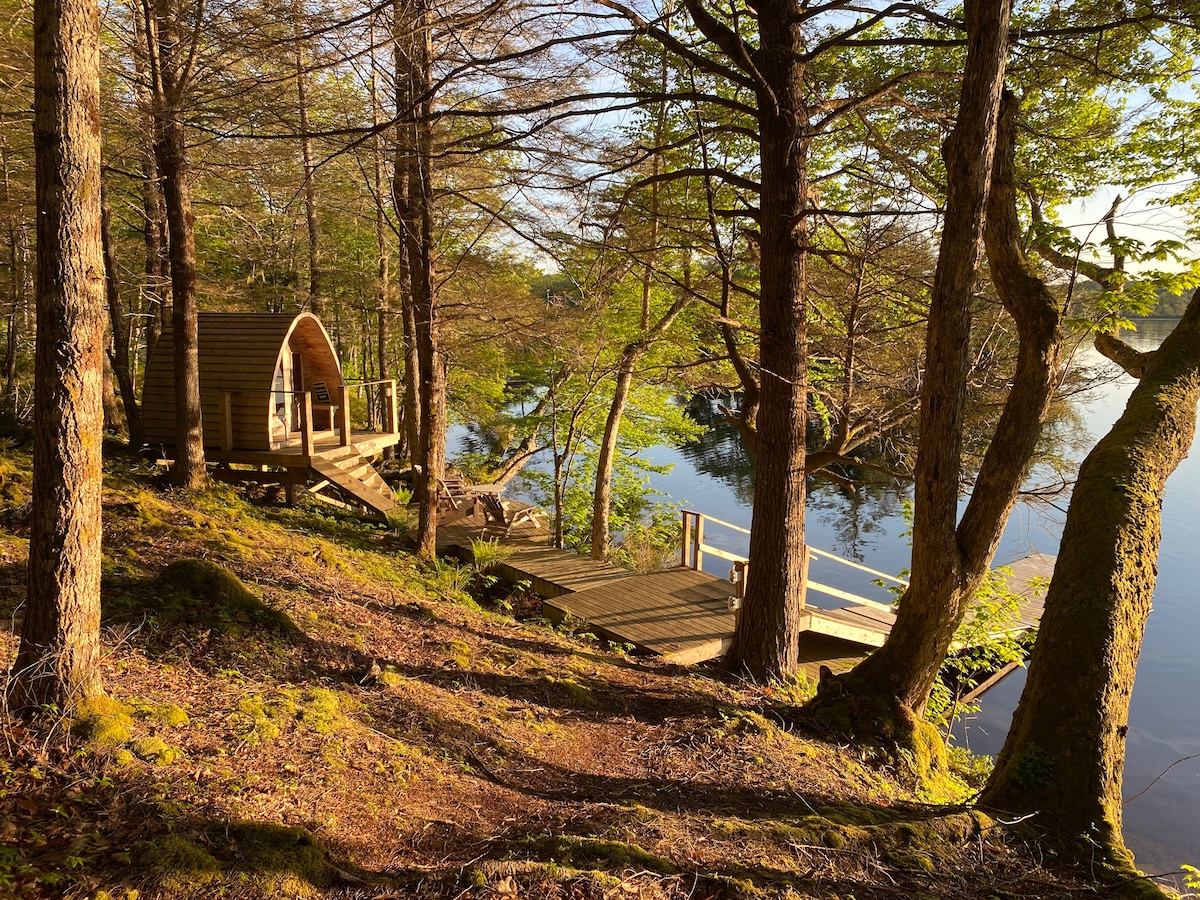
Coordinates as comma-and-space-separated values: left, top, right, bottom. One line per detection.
0, 439, 1185, 900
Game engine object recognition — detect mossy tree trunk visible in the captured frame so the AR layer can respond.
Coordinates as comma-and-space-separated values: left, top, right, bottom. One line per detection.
979, 293, 1200, 852
8, 0, 106, 712
807, 0, 1014, 732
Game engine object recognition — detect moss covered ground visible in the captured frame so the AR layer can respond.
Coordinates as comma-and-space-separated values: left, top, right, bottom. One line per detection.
0, 440, 1188, 899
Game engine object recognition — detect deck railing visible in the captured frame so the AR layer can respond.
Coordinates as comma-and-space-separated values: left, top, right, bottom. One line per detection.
344, 379, 398, 437
679, 509, 907, 613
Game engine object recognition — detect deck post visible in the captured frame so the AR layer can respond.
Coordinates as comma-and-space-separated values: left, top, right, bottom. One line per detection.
220, 390, 234, 452
693, 514, 704, 571
337, 385, 351, 446
681, 511, 693, 568
386, 380, 398, 433
300, 391, 314, 457
800, 544, 811, 611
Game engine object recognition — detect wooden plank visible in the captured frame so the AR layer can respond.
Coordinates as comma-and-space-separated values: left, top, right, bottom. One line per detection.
310, 453, 397, 515
437, 516, 1052, 676
803, 609, 889, 648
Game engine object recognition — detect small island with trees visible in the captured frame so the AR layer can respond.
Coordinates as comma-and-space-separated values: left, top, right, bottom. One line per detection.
3, 0, 1200, 898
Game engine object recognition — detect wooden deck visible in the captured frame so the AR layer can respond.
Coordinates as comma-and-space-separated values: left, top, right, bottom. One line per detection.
205, 429, 402, 468
800, 552, 1055, 648
437, 513, 1055, 672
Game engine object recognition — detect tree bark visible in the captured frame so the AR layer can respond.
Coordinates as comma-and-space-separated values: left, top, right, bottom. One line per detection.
294, 0, 322, 317
131, 5, 168, 367
148, 0, 206, 488
371, 15, 396, 457
721, 0, 810, 681
392, 0, 420, 468
1, 138, 24, 425
101, 178, 143, 448
980, 293, 1200, 855
393, 0, 443, 557
808, 0, 1012, 724
8, 0, 106, 712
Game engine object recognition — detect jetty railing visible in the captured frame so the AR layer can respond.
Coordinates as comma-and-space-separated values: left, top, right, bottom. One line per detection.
679, 509, 906, 613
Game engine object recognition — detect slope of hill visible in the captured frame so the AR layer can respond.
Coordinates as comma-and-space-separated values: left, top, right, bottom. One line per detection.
0, 440, 1174, 899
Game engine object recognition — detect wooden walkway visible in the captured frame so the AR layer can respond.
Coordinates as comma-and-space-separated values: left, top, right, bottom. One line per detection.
437, 511, 1055, 674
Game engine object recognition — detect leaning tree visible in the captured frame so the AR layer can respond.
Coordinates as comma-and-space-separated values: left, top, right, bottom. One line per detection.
979, 292, 1200, 861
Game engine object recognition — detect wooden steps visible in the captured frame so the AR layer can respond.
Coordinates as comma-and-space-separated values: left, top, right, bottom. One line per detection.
309, 447, 397, 519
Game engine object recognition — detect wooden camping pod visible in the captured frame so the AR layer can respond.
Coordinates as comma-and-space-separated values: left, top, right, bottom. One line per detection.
141, 312, 344, 453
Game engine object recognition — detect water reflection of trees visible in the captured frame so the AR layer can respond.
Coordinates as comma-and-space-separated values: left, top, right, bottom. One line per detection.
807, 475, 907, 562
678, 395, 756, 506
681, 394, 909, 560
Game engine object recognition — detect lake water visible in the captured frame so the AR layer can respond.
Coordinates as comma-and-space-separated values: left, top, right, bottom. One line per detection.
450, 319, 1199, 872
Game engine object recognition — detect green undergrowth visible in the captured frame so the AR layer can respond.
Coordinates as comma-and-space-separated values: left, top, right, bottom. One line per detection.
71, 694, 188, 766
234, 687, 360, 744
134, 822, 340, 899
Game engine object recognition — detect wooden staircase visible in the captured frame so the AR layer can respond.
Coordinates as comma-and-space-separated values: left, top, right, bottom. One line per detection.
308, 446, 397, 520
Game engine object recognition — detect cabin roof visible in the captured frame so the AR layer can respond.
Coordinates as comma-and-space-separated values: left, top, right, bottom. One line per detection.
141, 311, 343, 453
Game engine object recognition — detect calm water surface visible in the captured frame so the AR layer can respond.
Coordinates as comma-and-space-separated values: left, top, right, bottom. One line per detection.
452, 319, 1199, 871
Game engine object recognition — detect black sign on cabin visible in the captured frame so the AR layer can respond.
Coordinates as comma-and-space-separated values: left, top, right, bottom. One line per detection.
312, 380, 332, 404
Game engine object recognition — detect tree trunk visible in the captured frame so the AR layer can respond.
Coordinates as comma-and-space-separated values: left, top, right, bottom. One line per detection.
101, 178, 143, 448
409, 2, 444, 559
1, 137, 21, 425
8, 0, 106, 712
149, 0, 206, 488
808, 0, 1012, 729
980, 295, 1200, 855
723, 1, 810, 681
132, 7, 167, 368
294, 0, 322, 317
590, 356, 637, 560
140, 150, 167, 367
393, 0, 443, 557
371, 17, 395, 457
102, 352, 123, 432
590, 295, 693, 560
392, 0, 421, 469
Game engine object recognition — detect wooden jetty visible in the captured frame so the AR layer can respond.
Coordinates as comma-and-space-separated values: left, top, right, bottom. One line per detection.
438, 506, 1055, 676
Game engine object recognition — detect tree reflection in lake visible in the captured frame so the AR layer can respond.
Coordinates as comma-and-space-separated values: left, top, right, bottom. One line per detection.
677, 394, 756, 506
680, 392, 910, 564
807, 476, 908, 564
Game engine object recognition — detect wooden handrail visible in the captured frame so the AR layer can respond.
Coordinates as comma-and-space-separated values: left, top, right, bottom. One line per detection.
680, 508, 750, 536
680, 509, 904, 614
341, 379, 399, 435
808, 547, 909, 586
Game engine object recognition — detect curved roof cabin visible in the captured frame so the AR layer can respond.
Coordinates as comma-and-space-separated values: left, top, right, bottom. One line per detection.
141, 312, 400, 518
142, 312, 346, 453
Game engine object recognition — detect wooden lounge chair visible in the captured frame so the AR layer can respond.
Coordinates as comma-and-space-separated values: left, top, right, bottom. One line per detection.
437, 476, 479, 525
477, 493, 542, 536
